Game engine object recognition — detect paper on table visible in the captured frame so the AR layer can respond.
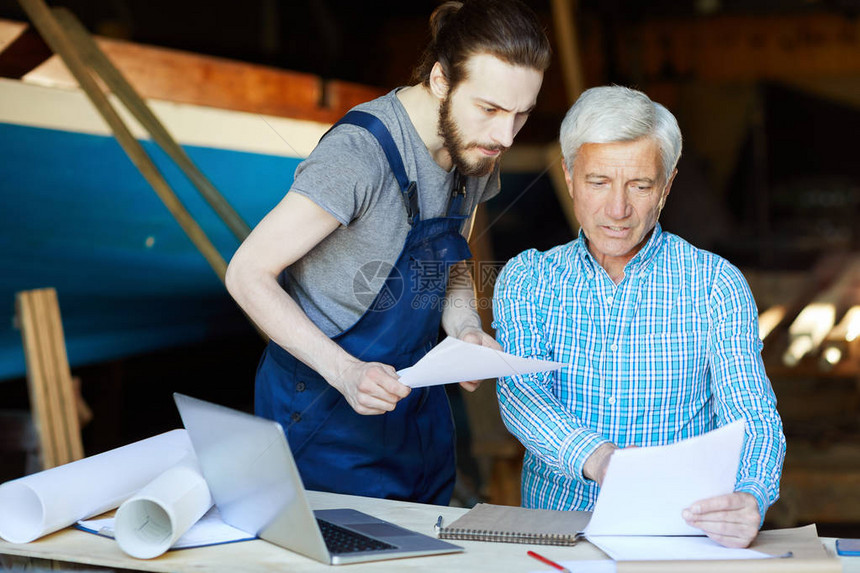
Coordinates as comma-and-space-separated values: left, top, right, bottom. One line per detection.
113, 456, 213, 558
587, 535, 769, 561
396, 336, 565, 388
78, 506, 254, 551
0, 429, 194, 544
585, 421, 746, 537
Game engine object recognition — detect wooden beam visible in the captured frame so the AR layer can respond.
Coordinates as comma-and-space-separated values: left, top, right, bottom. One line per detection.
326, 79, 389, 115
16, 288, 83, 469
549, 0, 584, 235
550, 0, 586, 105
0, 17, 386, 123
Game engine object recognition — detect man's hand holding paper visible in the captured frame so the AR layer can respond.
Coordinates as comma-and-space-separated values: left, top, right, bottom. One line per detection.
585, 429, 763, 549
454, 326, 503, 392
396, 336, 565, 389
582, 422, 772, 558
683, 491, 761, 548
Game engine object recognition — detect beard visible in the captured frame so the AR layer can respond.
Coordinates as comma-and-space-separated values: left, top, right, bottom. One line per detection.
438, 94, 505, 177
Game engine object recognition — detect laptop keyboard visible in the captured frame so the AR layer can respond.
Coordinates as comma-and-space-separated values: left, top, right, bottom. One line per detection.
317, 518, 396, 554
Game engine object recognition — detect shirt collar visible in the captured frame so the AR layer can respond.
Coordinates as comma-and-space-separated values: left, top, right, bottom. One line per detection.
573, 223, 665, 280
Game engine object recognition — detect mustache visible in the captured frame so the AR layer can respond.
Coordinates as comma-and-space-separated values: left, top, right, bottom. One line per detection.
465, 143, 508, 153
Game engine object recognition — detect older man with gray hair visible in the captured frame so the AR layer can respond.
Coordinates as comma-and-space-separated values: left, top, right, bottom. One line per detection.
493, 85, 785, 548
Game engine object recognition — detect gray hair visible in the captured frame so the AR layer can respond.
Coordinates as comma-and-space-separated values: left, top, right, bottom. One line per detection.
559, 86, 682, 182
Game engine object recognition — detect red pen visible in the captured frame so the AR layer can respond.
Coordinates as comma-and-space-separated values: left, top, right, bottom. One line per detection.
527, 550, 571, 573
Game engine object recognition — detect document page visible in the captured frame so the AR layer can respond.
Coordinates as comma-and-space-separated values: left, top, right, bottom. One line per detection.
78, 506, 254, 550
585, 421, 745, 536
397, 336, 565, 387
581, 421, 772, 560
589, 535, 769, 561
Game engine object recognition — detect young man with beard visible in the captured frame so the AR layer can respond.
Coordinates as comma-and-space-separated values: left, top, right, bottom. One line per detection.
225, 0, 550, 504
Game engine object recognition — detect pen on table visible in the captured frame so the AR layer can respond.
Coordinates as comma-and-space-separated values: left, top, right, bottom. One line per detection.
434, 515, 443, 534
527, 550, 571, 573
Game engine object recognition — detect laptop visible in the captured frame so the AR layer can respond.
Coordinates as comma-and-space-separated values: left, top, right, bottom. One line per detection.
173, 393, 463, 565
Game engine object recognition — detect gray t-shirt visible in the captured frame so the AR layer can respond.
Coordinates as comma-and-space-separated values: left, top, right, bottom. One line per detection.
283, 89, 501, 336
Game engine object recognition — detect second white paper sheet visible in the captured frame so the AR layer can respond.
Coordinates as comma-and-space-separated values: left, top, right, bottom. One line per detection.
396, 336, 565, 388
585, 420, 746, 537
587, 534, 769, 561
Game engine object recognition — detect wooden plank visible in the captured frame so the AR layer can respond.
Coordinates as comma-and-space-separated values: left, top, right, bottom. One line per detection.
550, 0, 586, 104
31, 291, 68, 468
19, 288, 84, 468
43, 289, 83, 462
16, 288, 84, 469
16, 290, 55, 468
325, 79, 386, 115
96, 39, 329, 120
0, 15, 381, 123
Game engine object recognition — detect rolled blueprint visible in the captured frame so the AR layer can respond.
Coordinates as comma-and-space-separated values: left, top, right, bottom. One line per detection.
0, 429, 193, 544
114, 457, 213, 558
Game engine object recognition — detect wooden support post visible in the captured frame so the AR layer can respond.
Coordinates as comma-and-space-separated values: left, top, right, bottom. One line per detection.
16, 288, 83, 470
550, 0, 586, 106
548, 0, 585, 236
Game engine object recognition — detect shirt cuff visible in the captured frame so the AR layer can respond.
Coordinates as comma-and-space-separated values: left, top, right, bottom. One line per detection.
559, 428, 610, 483
735, 478, 772, 527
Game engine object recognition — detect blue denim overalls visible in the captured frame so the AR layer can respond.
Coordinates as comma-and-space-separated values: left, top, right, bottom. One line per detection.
255, 111, 472, 504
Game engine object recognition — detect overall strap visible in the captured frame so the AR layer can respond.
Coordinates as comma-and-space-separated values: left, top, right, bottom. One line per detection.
328, 110, 420, 224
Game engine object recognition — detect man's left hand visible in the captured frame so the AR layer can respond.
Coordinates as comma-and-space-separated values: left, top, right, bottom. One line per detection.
682, 492, 761, 548
457, 327, 501, 392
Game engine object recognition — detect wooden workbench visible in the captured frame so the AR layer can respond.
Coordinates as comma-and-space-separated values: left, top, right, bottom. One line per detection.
0, 490, 851, 572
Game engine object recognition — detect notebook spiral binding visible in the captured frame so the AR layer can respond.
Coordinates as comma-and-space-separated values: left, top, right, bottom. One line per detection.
437, 528, 579, 546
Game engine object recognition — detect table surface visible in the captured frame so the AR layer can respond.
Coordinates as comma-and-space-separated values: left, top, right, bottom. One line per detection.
0, 491, 854, 572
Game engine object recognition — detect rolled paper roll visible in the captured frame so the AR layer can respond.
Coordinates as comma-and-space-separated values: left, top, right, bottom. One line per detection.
114, 459, 213, 559
0, 429, 193, 544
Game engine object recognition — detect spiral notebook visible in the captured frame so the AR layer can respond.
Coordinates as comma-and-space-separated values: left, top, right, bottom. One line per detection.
436, 504, 591, 546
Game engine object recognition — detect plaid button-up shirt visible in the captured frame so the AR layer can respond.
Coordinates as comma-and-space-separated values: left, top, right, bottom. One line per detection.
493, 224, 785, 521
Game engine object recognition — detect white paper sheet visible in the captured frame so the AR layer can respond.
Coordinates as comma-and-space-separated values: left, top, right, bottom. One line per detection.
0, 429, 194, 544
585, 421, 746, 537
113, 457, 214, 558
586, 535, 769, 561
78, 506, 254, 551
396, 336, 565, 387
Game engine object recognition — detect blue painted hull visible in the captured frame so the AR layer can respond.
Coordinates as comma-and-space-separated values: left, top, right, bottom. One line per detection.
0, 121, 301, 380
